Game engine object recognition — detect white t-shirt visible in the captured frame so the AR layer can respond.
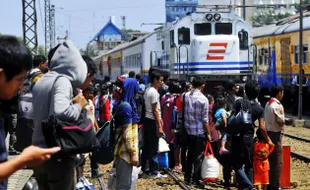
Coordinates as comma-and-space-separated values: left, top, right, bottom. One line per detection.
144, 86, 161, 120
85, 99, 95, 125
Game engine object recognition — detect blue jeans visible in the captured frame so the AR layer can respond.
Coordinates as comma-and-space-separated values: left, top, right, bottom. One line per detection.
220, 128, 227, 142
232, 135, 254, 190
141, 118, 159, 174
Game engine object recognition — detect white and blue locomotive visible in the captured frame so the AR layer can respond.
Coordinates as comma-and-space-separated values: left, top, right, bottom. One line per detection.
98, 5, 255, 88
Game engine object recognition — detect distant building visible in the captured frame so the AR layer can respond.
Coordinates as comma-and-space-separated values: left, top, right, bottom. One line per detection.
91, 19, 123, 53
165, 0, 198, 22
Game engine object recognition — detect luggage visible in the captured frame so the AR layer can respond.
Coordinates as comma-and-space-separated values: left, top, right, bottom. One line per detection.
201, 142, 220, 182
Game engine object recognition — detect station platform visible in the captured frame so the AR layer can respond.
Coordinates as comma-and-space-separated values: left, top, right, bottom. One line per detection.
7, 156, 33, 190
286, 113, 310, 128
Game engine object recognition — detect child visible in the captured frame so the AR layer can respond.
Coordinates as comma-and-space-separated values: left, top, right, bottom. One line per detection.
253, 129, 275, 190
214, 96, 230, 155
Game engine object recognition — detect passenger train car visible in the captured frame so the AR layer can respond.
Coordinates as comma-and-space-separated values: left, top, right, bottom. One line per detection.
253, 15, 310, 105
97, 5, 255, 90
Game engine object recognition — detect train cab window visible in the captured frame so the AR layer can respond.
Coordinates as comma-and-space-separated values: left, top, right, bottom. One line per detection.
170, 30, 175, 48
238, 30, 249, 50
215, 23, 232, 35
295, 45, 308, 64
178, 27, 190, 45
194, 23, 211, 35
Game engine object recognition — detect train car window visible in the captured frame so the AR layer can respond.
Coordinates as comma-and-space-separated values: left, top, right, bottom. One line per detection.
295, 45, 309, 64
170, 30, 174, 48
238, 30, 248, 50
178, 27, 190, 45
215, 23, 232, 35
194, 23, 211, 35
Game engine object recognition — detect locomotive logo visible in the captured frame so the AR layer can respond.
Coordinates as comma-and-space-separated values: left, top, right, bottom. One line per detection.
206, 43, 228, 60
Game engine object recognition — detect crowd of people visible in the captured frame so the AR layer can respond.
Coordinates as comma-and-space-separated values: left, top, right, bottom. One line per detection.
0, 35, 286, 190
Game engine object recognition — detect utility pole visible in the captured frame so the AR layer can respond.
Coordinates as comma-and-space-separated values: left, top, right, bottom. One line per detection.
298, 0, 303, 120
22, 0, 38, 55
121, 16, 126, 41
50, 5, 56, 48
45, 0, 51, 55
242, 0, 246, 20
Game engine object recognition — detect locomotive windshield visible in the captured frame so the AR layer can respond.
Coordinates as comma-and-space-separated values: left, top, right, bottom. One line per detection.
215, 23, 232, 35
194, 23, 212, 35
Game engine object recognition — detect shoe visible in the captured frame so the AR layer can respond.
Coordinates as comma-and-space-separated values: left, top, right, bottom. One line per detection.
138, 172, 149, 179
172, 166, 182, 173
150, 173, 167, 179
91, 169, 103, 178
219, 147, 229, 155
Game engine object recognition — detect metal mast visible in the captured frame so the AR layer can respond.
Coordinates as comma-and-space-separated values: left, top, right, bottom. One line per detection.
45, 0, 51, 54
22, 0, 38, 55
50, 4, 56, 48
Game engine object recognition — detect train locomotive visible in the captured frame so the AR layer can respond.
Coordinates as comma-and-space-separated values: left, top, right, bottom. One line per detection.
98, 5, 255, 92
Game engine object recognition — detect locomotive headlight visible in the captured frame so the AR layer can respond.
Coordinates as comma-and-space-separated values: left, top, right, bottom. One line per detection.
242, 76, 248, 82
206, 14, 213, 21
214, 13, 221, 21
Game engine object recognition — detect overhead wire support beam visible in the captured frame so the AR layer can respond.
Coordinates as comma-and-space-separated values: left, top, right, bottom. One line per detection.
22, 0, 38, 55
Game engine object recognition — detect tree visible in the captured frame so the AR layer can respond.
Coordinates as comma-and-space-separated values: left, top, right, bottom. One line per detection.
294, 0, 308, 13
80, 43, 99, 57
38, 45, 46, 56
251, 9, 292, 27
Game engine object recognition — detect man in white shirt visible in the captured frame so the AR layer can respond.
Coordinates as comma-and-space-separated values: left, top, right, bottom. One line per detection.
141, 70, 165, 179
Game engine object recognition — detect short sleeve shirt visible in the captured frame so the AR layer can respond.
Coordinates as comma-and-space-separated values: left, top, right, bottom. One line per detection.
144, 87, 161, 120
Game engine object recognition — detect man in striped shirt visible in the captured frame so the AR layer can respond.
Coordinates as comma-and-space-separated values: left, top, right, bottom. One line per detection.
184, 77, 211, 185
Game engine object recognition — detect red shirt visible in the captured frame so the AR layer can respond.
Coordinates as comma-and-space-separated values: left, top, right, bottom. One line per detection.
100, 95, 111, 121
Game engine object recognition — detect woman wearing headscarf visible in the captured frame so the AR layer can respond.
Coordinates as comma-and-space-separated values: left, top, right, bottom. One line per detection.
113, 77, 139, 190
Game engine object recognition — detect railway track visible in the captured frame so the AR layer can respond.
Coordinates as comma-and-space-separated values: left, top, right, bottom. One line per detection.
163, 168, 191, 190
283, 132, 310, 163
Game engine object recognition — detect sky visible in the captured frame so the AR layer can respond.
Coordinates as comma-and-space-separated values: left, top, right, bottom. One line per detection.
0, 0, 165, 49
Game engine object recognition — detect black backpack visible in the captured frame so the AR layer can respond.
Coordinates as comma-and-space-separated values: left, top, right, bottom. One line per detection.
14, 71, 42, 152
227, 99, 252, 135
93, 102, 130, 164
134, 89, 145, 124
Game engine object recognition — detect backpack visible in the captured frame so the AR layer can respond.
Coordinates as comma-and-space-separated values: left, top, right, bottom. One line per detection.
134, 89, 145, 124
14, 70, 42, 152
92, 102, 130, 164
227, 99, 252, 135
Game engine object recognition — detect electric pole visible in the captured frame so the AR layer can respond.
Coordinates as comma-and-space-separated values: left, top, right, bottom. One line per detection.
298, 0, 304, 120
121, 16, 127, 41
22, 0, 38, 55
45, 0, 51, 54
50, 4, 56, 48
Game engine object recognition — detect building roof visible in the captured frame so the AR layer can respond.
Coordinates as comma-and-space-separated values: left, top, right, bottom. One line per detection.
91, 20, 122, 42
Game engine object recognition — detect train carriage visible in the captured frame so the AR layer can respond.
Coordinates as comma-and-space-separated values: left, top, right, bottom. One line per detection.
253, 15, 310, 109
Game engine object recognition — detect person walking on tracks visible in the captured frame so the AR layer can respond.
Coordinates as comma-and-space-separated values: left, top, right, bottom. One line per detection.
183, 77, 211, 186
264, 84, 285, 190
0, 35, 60, 189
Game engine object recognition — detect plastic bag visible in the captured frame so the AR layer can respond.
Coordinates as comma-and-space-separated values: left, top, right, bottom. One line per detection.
131, 166, 141, 190
201, 142, 220, 182
107, 166, 141, 190
76, 177, 95, 190
158, 137, 170, 153
107, 168, 116, 190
